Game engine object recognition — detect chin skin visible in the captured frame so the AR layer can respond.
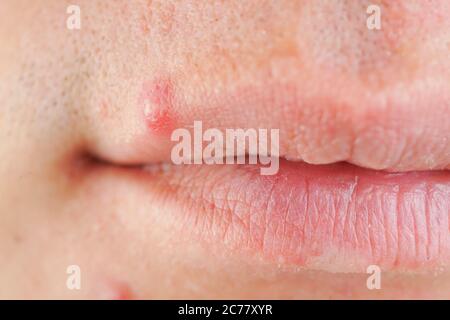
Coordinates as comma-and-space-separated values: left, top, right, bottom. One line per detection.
0, 0, 449, 299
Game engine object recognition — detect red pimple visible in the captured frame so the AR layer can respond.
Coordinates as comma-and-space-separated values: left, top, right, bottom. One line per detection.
114, 284, 133, 300
96, 280, 134, 300
139, 78, 177, 135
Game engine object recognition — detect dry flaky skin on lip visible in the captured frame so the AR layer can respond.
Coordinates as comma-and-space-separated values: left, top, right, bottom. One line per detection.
141, 160, 450, 274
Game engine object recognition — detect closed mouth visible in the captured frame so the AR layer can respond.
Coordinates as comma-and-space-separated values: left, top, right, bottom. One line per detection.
81, 60, 450, 275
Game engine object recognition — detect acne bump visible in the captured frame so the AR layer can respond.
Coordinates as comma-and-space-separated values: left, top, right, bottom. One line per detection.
139, 78, 177, 135
97, 281, 134, 300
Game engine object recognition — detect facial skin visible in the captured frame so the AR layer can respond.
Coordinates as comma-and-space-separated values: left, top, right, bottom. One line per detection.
0, 0, 449, 299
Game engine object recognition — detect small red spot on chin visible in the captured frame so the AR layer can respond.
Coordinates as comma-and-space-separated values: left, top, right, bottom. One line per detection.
139, 78, 177, 135
97, 281, 134, 300
115, 286, 133, 300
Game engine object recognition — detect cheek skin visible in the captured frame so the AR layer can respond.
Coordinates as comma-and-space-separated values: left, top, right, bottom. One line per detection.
296, 0, 450, 88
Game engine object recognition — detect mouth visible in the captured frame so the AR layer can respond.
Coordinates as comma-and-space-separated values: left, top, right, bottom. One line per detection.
79, 69, 450, 275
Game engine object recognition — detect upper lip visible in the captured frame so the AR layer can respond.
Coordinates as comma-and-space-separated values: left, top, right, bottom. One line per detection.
87, 75, 450, 172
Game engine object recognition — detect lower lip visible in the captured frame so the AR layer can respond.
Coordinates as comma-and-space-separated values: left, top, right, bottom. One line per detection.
131, 160, 450, 272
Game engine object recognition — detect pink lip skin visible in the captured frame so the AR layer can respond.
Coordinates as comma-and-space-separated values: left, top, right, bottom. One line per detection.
135, 160, 450, 273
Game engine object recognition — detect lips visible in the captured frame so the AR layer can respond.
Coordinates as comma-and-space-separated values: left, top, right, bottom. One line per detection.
82, 75, 450, 273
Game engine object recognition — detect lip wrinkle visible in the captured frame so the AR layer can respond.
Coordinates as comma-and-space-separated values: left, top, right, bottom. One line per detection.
425, 183, 431, 262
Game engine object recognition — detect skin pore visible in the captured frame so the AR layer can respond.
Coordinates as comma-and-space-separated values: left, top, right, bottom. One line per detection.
0, 0, 449, 299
